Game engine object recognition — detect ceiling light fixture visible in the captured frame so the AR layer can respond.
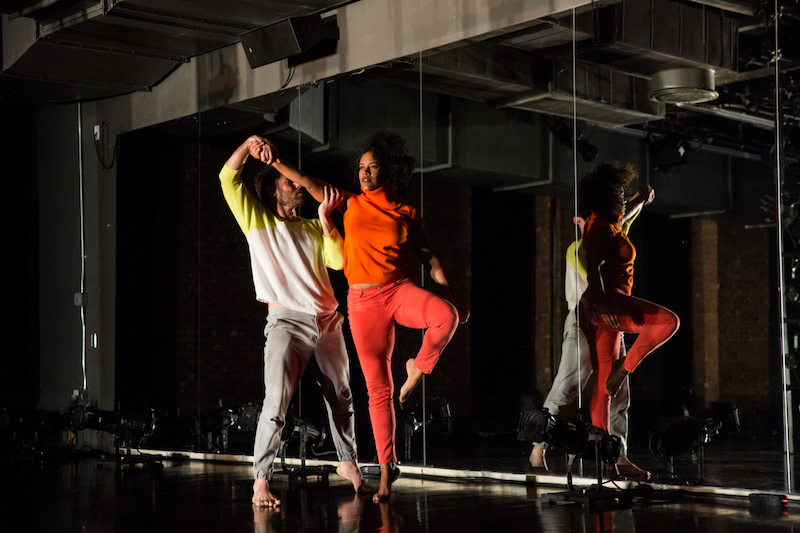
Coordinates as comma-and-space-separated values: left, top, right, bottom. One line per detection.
650, 67, 719, 104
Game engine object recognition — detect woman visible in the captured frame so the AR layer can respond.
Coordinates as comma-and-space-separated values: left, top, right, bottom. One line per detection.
579, 162, 680, 435
253, 131, 467, 502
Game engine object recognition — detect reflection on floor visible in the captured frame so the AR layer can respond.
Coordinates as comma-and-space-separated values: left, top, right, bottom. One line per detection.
420, 431, 793, 492
2, 451, 797, 533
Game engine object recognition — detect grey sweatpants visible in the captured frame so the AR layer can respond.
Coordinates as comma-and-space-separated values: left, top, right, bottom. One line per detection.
253, 308, 358, 479
540, 308, 631, 455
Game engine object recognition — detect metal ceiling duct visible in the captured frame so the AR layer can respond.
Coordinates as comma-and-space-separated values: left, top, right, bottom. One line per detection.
650, 67, 719, 104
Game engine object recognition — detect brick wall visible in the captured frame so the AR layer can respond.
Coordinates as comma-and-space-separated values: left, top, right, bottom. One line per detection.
716, 222, 771, 413
690, 218, 772, 419
175, 141, 270, 416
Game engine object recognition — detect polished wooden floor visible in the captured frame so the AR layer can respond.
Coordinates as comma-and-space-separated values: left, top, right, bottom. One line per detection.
2, 453, 798, 533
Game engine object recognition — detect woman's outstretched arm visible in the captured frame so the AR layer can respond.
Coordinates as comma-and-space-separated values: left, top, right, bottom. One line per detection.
246, 135, 352, 209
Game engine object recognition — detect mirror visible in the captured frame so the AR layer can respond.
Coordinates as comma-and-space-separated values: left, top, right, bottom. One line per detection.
110, 0, 795, 493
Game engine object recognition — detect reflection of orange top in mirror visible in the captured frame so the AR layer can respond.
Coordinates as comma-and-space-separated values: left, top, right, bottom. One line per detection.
343, 187, 416, 285
584, 213, 636, 296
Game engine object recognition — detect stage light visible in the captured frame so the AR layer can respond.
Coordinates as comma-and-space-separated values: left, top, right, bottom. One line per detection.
648, 133, 689, 172
196, 406, 238, 434
648, 403, 739, 483
237, 402, 260, 432
280, 412, 326, 448
548, 117, 600, 162
399, 398, 453, 461
196, 402, 263, 452
649, 416, 710, 462
276, 413, 329, 473
70, 405, 155, 436
518, 408, 620, 463
71, 405, 120, 433
518, 408, 621, 492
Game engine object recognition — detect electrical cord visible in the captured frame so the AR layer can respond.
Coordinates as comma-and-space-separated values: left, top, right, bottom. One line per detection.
94, 121, 120, 170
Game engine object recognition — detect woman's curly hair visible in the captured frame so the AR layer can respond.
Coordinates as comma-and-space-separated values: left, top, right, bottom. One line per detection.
579, 162, 638, 217
351, 130, 416, 199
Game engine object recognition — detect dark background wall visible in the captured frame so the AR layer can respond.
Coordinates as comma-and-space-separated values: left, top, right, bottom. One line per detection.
0, 105, 39, 409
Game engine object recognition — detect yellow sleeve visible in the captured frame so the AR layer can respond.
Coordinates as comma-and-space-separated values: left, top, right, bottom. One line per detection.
219, 164, 273, 234
566, 240, 587, 277
621, 210, 640, 235
323, 228, 345, 270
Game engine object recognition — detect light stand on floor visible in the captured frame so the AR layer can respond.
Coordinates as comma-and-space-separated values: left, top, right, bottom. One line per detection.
519, 408, 632, 508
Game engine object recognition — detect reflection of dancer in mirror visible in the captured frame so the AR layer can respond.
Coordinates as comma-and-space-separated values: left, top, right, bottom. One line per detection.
579, 162, 680, 462
530, 185, 653, 480
253, 130, 468, 503
219, 136, 368, 507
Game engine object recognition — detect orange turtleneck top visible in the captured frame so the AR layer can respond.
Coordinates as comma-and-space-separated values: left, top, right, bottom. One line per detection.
583, 213, 636, 296
343, 187, 417, 285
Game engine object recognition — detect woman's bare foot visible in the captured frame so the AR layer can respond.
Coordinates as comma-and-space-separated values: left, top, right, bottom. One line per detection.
252, 479, 280, 507
616, 455, 650, 481
399, 359, 424, 403
373, 463, 401, 503
605, 359, 629, 397
529, 445, 548, 471
337, 460, 372, 493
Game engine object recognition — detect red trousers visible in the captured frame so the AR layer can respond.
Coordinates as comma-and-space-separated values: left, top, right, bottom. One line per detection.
347, 277, 459, 464
581, 290, 679, 432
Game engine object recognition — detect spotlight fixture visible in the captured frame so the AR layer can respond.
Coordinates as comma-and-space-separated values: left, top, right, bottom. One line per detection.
648, 403, 739, 483
650, 67, 719, 104
237, 402, 260, 432
195, 402, 263, 452
71, 405, 155, 436
548, 117, 599, 162
70, 405, 157, 467
276, 412, 330, 475
399, 398, 453, 461
518, 408, 621, 492
648, 133, 690, 173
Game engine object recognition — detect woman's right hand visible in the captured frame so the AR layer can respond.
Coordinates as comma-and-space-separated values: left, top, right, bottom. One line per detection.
598, 301, 620, 328
318, 185, 343, 219
600, 312, 620, 328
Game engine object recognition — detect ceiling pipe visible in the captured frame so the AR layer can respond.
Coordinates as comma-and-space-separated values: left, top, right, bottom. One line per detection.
676, 103, 775, 130
684, 0, 761, 16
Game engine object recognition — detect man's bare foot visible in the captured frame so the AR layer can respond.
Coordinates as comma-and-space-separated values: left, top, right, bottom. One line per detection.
399, 359, 424, 403
337, 460, 372, 493
252, 479, 280, 507
529, 445, 548, 471
616, 455, 650, 481
605, 359, 628, 397
372, 463, 401, 503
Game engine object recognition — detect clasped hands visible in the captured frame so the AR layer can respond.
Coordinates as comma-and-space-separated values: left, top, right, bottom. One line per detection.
246, 135, 279, 165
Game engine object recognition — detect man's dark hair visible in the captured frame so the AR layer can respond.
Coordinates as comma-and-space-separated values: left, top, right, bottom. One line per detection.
253, 166, 281, 202
579, 162, 637, 217
351, 130, 416, 199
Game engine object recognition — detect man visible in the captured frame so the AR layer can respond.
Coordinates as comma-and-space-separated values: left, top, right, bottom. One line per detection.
219, 135, 366, 507
530, 184, 655, 481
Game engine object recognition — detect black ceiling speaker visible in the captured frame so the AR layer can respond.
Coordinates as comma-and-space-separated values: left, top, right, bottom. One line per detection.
241, 14, 339, 69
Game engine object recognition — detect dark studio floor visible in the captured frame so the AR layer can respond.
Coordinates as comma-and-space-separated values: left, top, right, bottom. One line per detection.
3, 436, 800, 533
